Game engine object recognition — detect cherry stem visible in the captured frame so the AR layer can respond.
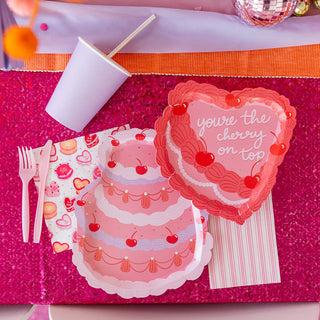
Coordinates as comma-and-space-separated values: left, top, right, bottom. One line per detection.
92, 214, 96, 224
111, 125, 125, 135
141, 129, 149, 134
251, 160, 261, 176
131, 231, 137, 238
108, 135, 116, 140
270, 131, 279, 143
136, 158, 143, 166
165, 227, 173, 235
199, 137, 208, 151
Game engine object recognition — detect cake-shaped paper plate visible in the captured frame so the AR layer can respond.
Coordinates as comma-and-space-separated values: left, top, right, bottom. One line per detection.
154, 81, 296, 225
72, 128, 213, 299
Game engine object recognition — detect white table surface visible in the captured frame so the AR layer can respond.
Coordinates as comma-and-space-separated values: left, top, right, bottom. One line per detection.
50, 303, 320, 320
0, 303, 319, 320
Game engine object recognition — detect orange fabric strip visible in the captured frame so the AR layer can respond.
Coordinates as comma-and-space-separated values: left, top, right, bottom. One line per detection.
24, 44, 320, 77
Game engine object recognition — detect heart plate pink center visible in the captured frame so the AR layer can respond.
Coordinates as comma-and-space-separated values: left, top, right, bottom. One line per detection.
154, 81, 296, 224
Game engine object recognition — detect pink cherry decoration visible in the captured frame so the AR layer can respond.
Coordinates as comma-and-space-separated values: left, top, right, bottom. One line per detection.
244, 160, 261, 189
89, 214, 100, 232
126, 231, 138, 247
166, 234, 178, 244
195, 137, 215, 167
136, 158, 148, 175
172, 103, 188, 115
286, 111, 293, 119
77, 200, 86, 206
195, 151, 215, 167
270, 131, 286, 155
165, 227, 178, 244
244, 175, 260, 189
109, 136, 120, 146
126, 239, 137, 247
135, 133, 145, 140
270, 143, 286, 155
135, 129, 149, 141
225, 94, 241, 107
89, 223, 100, 232
108, 160, 116, 168
136, 166, 147, 175
111, 140, 119, 146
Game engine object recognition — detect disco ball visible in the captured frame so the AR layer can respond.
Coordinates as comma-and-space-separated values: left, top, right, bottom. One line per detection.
233, 0, 300, 27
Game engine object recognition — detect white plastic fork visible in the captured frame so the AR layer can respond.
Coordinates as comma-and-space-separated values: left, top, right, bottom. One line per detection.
18, 146, 36, 242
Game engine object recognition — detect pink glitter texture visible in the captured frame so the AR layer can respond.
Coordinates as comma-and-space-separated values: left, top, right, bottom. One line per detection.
0, 71, 319, 304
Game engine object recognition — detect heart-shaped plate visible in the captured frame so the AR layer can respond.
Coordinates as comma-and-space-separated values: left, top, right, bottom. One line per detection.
154, 81, 296, 224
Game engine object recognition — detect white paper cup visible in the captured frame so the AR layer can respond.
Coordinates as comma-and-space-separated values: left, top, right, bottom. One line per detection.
45, 37, 131, 132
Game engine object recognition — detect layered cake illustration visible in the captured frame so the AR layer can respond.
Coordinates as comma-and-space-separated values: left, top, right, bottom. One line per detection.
72, 129, 213, 298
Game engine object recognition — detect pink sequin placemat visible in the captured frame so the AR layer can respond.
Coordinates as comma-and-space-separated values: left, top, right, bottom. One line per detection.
0, 71, 319, 304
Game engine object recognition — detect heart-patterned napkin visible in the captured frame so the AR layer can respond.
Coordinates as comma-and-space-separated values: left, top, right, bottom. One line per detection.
33, 125, 130, 253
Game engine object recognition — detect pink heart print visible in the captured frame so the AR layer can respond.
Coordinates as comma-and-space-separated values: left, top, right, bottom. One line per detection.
154, 81, 296, 224
53, 241, 70, 253
56, 214, 72, 229
76, 150, 92, 164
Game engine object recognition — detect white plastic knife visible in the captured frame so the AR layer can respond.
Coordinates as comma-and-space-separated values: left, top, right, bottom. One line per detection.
33, 140, 52, 243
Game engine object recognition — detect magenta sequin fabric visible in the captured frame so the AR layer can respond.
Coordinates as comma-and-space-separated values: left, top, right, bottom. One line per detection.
0, 71, 319, 304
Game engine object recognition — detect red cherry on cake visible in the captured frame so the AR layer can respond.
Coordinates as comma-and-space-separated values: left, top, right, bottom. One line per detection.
136, 166, 148, 175
108, 160, 116, 168
109, 136, 120, 146
135, 133, 145, 141
244, 160, 261, 189
108, 153, 117, 168
270, 143, 286, 155
225, 93, 241, 107
166, 234, 178, 244
244, 175, 260, 189
136, 158, 148, 175
285, 111, 293, 119
126, 239, 137, 247
111, 139, 120, 146
89, 214, 100, 232
126, 231, 138, 247
77, 200, 86, 206
172, 103, 188, 115
195, 137, 215, 167
165, 227, 178, 244
89, 223, 100, 232
195, 151, 215, 167
135, 129, 149, 141
269, 131, 286, 156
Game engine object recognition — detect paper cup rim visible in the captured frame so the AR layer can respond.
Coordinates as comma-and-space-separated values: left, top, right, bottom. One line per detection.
78, 37, 131, 77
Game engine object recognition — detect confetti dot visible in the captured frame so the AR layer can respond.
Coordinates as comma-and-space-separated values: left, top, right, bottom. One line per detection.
40, 23, 48, 31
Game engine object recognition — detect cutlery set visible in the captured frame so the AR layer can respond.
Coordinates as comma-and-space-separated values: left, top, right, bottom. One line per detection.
18, 140, 52, 243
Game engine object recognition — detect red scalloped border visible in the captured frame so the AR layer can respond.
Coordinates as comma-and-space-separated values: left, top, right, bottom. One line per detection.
154, 81, 296, 224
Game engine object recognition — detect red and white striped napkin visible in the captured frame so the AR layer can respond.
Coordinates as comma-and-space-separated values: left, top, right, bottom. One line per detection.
208, 193, 281, 289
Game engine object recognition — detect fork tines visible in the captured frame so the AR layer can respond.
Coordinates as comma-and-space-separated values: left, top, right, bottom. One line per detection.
18, 146, 36, 242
